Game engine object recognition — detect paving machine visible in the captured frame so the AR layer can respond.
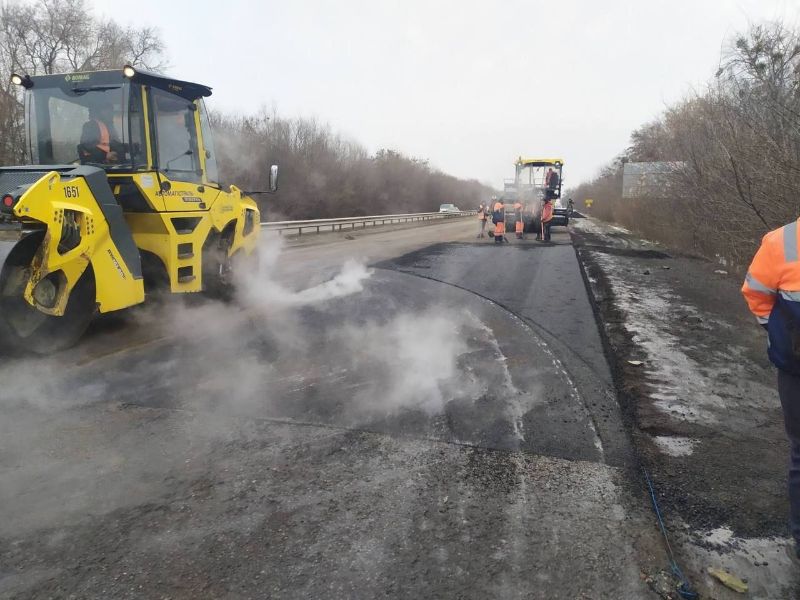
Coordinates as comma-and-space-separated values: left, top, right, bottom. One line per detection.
503, 157, 563, 233
0, 66, 277, 353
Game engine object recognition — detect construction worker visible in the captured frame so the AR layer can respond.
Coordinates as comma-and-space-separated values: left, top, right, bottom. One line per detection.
567, 198, 575, 216
79, 101, 123, 164
514, 200, 524, 239
545, 167, 554, 188
743, 219, 800, 561
545, 168, 560, 200
492, 197, 507, 244
477, 200, 489, 238
538, 198, 554, 241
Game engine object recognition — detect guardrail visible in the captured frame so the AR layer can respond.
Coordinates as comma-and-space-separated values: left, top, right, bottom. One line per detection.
260, 211, 476, 235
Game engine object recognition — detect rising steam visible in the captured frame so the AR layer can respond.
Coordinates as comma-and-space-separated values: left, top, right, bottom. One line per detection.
233, 232, 373, 310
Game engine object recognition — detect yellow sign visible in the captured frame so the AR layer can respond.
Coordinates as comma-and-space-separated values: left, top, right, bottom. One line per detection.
584, 199, 594, 207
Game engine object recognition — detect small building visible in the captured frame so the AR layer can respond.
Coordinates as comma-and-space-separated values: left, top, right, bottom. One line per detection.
622, 161, 685, 199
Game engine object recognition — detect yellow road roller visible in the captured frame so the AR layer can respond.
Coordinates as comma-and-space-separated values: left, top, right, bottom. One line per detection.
0, 66, 277, 353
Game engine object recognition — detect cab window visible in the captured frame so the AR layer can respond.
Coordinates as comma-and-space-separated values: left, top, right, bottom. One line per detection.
128, 85, 147, 169
150, 87, 201, 183
198, 100, 219, 185
28, 85, 126, 166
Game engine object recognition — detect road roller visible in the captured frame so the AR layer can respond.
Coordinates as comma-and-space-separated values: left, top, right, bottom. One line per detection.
0, 66, 277, 353
502, 157, 564, 234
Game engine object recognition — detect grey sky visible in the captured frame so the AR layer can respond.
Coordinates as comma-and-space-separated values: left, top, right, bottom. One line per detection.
89, 0, 796, 189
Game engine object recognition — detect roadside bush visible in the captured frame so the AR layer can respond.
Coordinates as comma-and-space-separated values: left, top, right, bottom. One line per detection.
212, 111, 493, 220
573, 21, 800, 272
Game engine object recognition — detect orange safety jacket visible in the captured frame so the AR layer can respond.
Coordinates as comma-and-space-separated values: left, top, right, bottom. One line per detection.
492, 201, 505, 222
542, 201, 554, 223
742, 218, 800, 373
95, 119, 111, 154
514, 202, 523, 232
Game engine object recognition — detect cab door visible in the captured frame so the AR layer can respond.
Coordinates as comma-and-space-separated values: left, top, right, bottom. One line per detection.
148, 86, 220, 211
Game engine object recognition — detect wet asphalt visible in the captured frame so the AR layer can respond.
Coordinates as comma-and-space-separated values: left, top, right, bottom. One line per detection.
0, 221, 661, 599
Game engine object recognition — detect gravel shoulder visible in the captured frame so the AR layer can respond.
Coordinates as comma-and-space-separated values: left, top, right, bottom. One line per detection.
571, 217, 800, 599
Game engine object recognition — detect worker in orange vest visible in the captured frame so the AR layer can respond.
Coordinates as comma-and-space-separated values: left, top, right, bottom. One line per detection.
742, 218, 800, 560
513, 200, 524, 239
537, 198, 554, 241
80, 102, 122, 164
492, 198, 507, 244
477, 200, 489, 238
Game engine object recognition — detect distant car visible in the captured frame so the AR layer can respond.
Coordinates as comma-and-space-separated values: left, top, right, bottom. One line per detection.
439, 203, 461, 214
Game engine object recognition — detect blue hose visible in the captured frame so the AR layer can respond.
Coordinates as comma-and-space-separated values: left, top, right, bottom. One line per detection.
642, 466, 698, 599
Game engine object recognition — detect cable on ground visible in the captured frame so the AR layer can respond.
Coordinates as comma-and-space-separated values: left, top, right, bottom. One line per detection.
643, 466, 698, 599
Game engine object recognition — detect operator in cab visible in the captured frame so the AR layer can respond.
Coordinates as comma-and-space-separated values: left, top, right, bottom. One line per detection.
79, 101, 124, 164
545, 167, 560, 199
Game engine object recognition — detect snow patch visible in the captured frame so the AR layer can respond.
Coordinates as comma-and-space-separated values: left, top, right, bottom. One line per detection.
652, 435, 697, 457
608, 224, 632, 234
703, 526, 735, 547
592, 251, 725, 424
683, 525, 799, 598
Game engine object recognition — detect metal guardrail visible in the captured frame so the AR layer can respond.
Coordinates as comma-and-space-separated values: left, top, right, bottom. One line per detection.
260, 211, 476, 235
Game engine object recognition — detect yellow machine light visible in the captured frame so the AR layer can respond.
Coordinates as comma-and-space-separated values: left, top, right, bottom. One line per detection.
123, 65, 136, 79
11, 73, 33, 89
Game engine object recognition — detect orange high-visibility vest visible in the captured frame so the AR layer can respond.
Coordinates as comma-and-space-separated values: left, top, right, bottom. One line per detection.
542, 202, 554, 223
494, 201, 504, 212
743, 218, 800, 372
514, 202, 523, 211
95, 119, 110, 154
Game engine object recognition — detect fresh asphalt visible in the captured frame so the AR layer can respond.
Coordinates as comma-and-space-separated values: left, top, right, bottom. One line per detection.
0, 219, 663, 599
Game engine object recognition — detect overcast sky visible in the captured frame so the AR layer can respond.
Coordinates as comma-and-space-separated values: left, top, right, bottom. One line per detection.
89, 0, 797, 189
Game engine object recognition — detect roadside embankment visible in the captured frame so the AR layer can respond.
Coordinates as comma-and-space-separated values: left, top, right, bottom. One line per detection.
571, 217, 799, 599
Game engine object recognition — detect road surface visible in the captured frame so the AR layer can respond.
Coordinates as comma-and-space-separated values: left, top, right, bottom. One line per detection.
0, 219, 667, 599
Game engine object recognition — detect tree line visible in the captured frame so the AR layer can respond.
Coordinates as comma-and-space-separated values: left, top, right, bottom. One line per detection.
212, 111, 492, 219
0, 0, 493, 219
571, 21, 800, 271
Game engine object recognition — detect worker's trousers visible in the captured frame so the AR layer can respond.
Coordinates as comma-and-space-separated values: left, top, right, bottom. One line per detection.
543, 222, 551, 241
778, 369, 800, 546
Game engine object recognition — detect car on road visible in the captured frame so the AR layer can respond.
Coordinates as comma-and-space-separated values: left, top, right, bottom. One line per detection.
439, 203, 460, 214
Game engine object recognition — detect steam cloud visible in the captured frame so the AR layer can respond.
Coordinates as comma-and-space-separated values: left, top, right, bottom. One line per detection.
334, 309, 476, 416
233, 232, 372, 310
0, 231, 489, 538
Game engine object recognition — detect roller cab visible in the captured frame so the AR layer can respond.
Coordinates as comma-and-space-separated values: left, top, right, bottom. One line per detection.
0, 67, 274, 353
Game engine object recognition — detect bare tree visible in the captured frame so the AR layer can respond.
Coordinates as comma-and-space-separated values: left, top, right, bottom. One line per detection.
212, 109, 494, 220
576, 21, 800, 273
0, 0, 167, 165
